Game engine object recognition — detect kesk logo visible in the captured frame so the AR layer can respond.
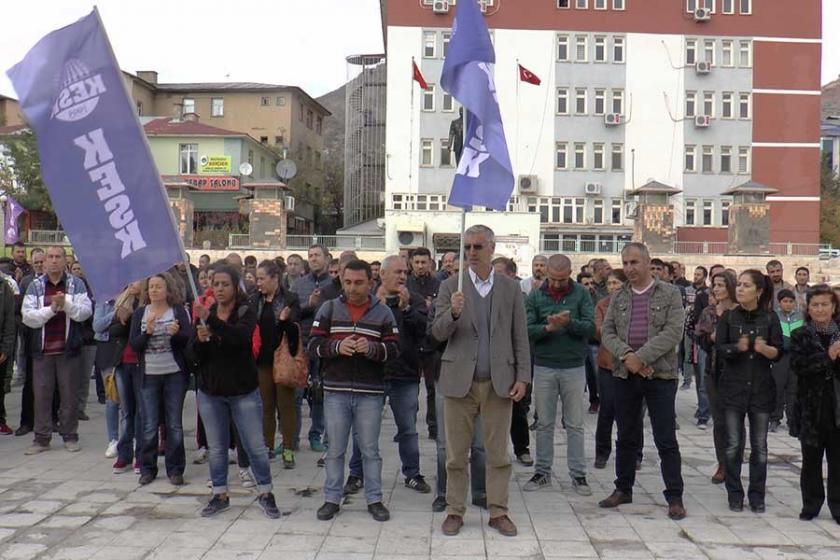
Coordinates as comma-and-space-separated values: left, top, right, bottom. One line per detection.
50, 59, 107, 122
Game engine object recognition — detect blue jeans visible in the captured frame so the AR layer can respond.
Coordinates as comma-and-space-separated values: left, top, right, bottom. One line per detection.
350, 380, 421, 479
106, 399, 120, 442
295, 357, 325, 446
693, 348, 710, 422
323, 391, 384, 505
533, 365, 587, 478
435, 382, 486, 500
139, 372, 188, 477
115, 364, 142, 463
198, 389, 273, 495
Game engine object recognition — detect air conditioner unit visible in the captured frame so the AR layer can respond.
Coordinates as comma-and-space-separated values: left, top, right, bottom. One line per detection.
695, 115, 711, 128
695, 61, 711, 74
518, 174, 539, 193
284, 195, 295, 213
584, 182, 602, 196
694, 7, 711, 21
604, 113, 623, 126
432, 0, 450, 14
397, 230, 426, 247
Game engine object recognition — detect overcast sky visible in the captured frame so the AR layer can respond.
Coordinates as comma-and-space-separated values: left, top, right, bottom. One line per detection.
1, 0, 838, 100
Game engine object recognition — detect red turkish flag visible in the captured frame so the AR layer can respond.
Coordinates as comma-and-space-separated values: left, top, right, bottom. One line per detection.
518, 64, 541, 86
412, 60, 430, 90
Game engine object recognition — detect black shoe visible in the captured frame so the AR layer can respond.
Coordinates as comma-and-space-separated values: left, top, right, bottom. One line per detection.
750, 503, 766, 513
635, 458, 642, 471
77, 412, 89, 421
432, 496, 447, 512
729, 501, 744, 512
594, 456, 608, 469
769, 420, 780, 433
367, 501, 390, 522
405, 475, 431, 494
343, 475, 363, 495
168, 474, 185, 486
428, 427, 437, 440
317, 502, 340, 521
799, 511, 818, 521
258, 493, 281, 519
201, 494, 230, 517
598, 490, 633, 508
472, 495, 487, 509
14, 425, 31, 437
139, 473, 155, 485
316, 456, 325, 467
97, 396, 107, 405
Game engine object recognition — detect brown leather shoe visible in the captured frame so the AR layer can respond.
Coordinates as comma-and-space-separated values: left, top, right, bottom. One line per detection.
711, 465, 725, 484
668, 500, 687, 520
441, 514, 463, 536
488, 515, 517, 537
598, 490, 632, 508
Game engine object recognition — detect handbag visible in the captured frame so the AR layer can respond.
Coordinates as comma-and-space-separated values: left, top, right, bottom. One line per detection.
103, 367, 120, 404
272, 324, 309, 389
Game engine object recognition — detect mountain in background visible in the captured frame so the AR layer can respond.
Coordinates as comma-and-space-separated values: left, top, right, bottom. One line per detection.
317, 83, 346, 167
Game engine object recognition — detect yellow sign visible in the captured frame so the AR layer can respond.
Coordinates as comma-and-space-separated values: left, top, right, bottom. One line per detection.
200, 155, 231, 174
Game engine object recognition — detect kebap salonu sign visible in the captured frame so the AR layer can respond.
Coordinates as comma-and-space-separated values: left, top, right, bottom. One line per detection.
182, 175, 240, 191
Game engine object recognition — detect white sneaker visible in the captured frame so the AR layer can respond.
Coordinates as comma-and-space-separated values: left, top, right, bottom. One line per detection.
105, 440, 118, 458
239, 468, 256, 488
193, 447, 208, 464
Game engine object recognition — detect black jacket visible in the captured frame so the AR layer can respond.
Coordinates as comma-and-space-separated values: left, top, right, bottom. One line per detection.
715, 306, 783, 413
191, 302, 258, 397
383, 290, 427, 382
791, 323, 840, 446
247, 287, 301, 366
406, 273, 440, 302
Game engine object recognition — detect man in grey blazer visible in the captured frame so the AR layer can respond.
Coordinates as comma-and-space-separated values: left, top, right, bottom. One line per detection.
432, 225, 530, 537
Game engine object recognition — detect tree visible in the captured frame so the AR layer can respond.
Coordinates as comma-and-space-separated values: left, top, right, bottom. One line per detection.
0, 130, 55, 215
820, 153, 840, 246
286, 157, 343, 235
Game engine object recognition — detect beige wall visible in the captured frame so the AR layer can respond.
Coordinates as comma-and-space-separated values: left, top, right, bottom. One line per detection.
0, 98, 25, 127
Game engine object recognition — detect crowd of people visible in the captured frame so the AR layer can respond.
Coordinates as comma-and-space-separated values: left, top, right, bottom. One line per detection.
1, 231, 839, 535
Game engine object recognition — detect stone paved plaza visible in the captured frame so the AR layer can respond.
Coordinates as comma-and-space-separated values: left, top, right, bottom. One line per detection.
0, 382, 839, 560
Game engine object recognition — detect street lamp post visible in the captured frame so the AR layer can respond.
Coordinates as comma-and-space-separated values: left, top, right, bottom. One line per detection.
0, 194, 7, 257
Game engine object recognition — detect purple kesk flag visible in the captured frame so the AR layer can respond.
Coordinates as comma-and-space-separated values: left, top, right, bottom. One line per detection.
4, 195, 24, 244
6, 9, 184, 300
440, 0, 514, 211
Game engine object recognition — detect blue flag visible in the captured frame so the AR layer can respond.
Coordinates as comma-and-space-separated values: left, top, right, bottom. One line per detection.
440, 0, 514, 211
6, 10, 185, 301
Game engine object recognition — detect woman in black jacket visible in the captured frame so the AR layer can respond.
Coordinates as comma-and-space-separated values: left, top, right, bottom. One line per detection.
790, 284, 840, 523
192, 264, 280, 519
129, 272, 192, 486
249, 259, 301, 469
715, 269, 783, 513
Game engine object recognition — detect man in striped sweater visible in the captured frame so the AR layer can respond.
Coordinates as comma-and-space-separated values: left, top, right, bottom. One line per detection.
308, 259, 401, 523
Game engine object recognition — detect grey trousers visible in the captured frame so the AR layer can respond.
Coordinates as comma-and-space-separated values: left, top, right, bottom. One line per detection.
76, 345, 96, 414
33, 353, 81, 445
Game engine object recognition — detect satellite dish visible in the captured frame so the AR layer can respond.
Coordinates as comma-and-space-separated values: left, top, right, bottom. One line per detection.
239, 162, 253, 176
200, 155, 209, 166
276, 159, 297, 181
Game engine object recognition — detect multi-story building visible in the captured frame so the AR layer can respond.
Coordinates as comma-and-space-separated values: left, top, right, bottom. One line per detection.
124, 71, 331, 197
381, 0, 822, 254
0, 95, 24, 127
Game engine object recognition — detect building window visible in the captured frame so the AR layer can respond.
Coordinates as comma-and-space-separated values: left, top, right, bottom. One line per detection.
299, 105, 304, 121
248, 150, 254, 165
738, 40, 752, 67
557, 0, 570, 7
721, 40, 734, 66
720, 145, 732, 173
613, 0, 625, 8
136, 101, 143, 115
593, 199, 605, 224
611, 89, 624, 114
738, 146, 750, 173
179, 143, 198, 174
721, 92, 734, 118
420, 139, 434, 167
703, 200, 713, 225
685, 145, 697, 172
686, 0, 697, 11
260, 136, 268, 144
211, 97, 224, 117
722, 0, 734, 13
442, 92, 455, 112
685, 91, 697, 118
685, 199, 696, 225
575, 0, 588, 7
701, 0, 714, 11
703, 91, 714, 117
613, 36, 625, 63
305, 146, 313, 166
721, 200, 730, 226
563, 198, 585, 223
182, 98, 195, 114
423, 31, 436, 58
316, 116, 323, 135
740, 0, 751, 14
739, 92, 751, 119
557, 88, 569, 114
557, 35, 569, 61
574, 143, 586, 170
611, 199, 622, 224
260, 156, 266, 178
685, 39, 697, 65
276, 95, 286, 106
702, 145, 714, 173
440, 139, 454, 167
575, 35, 588, 62
260, 96, 270, 107
594, 89, 606, 115
274, 135, 284, 146
442, 32, 451, 58
593, 143, 605, 170
704, 39, 715, 65
575, 88, 587, 115
422, 85, 435, 111
555, 142, 569, 169
594, 0, 607, 8
594, 36, 607, 62
611, 143, 624, 170
305, 110, 314, 129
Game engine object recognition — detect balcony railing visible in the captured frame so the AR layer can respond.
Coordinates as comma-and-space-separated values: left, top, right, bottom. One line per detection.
228, 234, 250, 249
28, 230, 70, 245
227, 234, 386, 252
539, 235, 834, 257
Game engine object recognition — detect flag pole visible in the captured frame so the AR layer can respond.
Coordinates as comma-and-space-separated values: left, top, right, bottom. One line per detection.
515, 59, 520, 174
457, 110, 468, 293
409, 57, 415, 195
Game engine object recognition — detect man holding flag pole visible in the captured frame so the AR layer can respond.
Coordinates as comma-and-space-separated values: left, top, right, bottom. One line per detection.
432, 0, 530, 538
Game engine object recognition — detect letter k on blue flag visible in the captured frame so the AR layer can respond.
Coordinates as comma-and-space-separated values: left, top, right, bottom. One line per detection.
440, 0, 514, 211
